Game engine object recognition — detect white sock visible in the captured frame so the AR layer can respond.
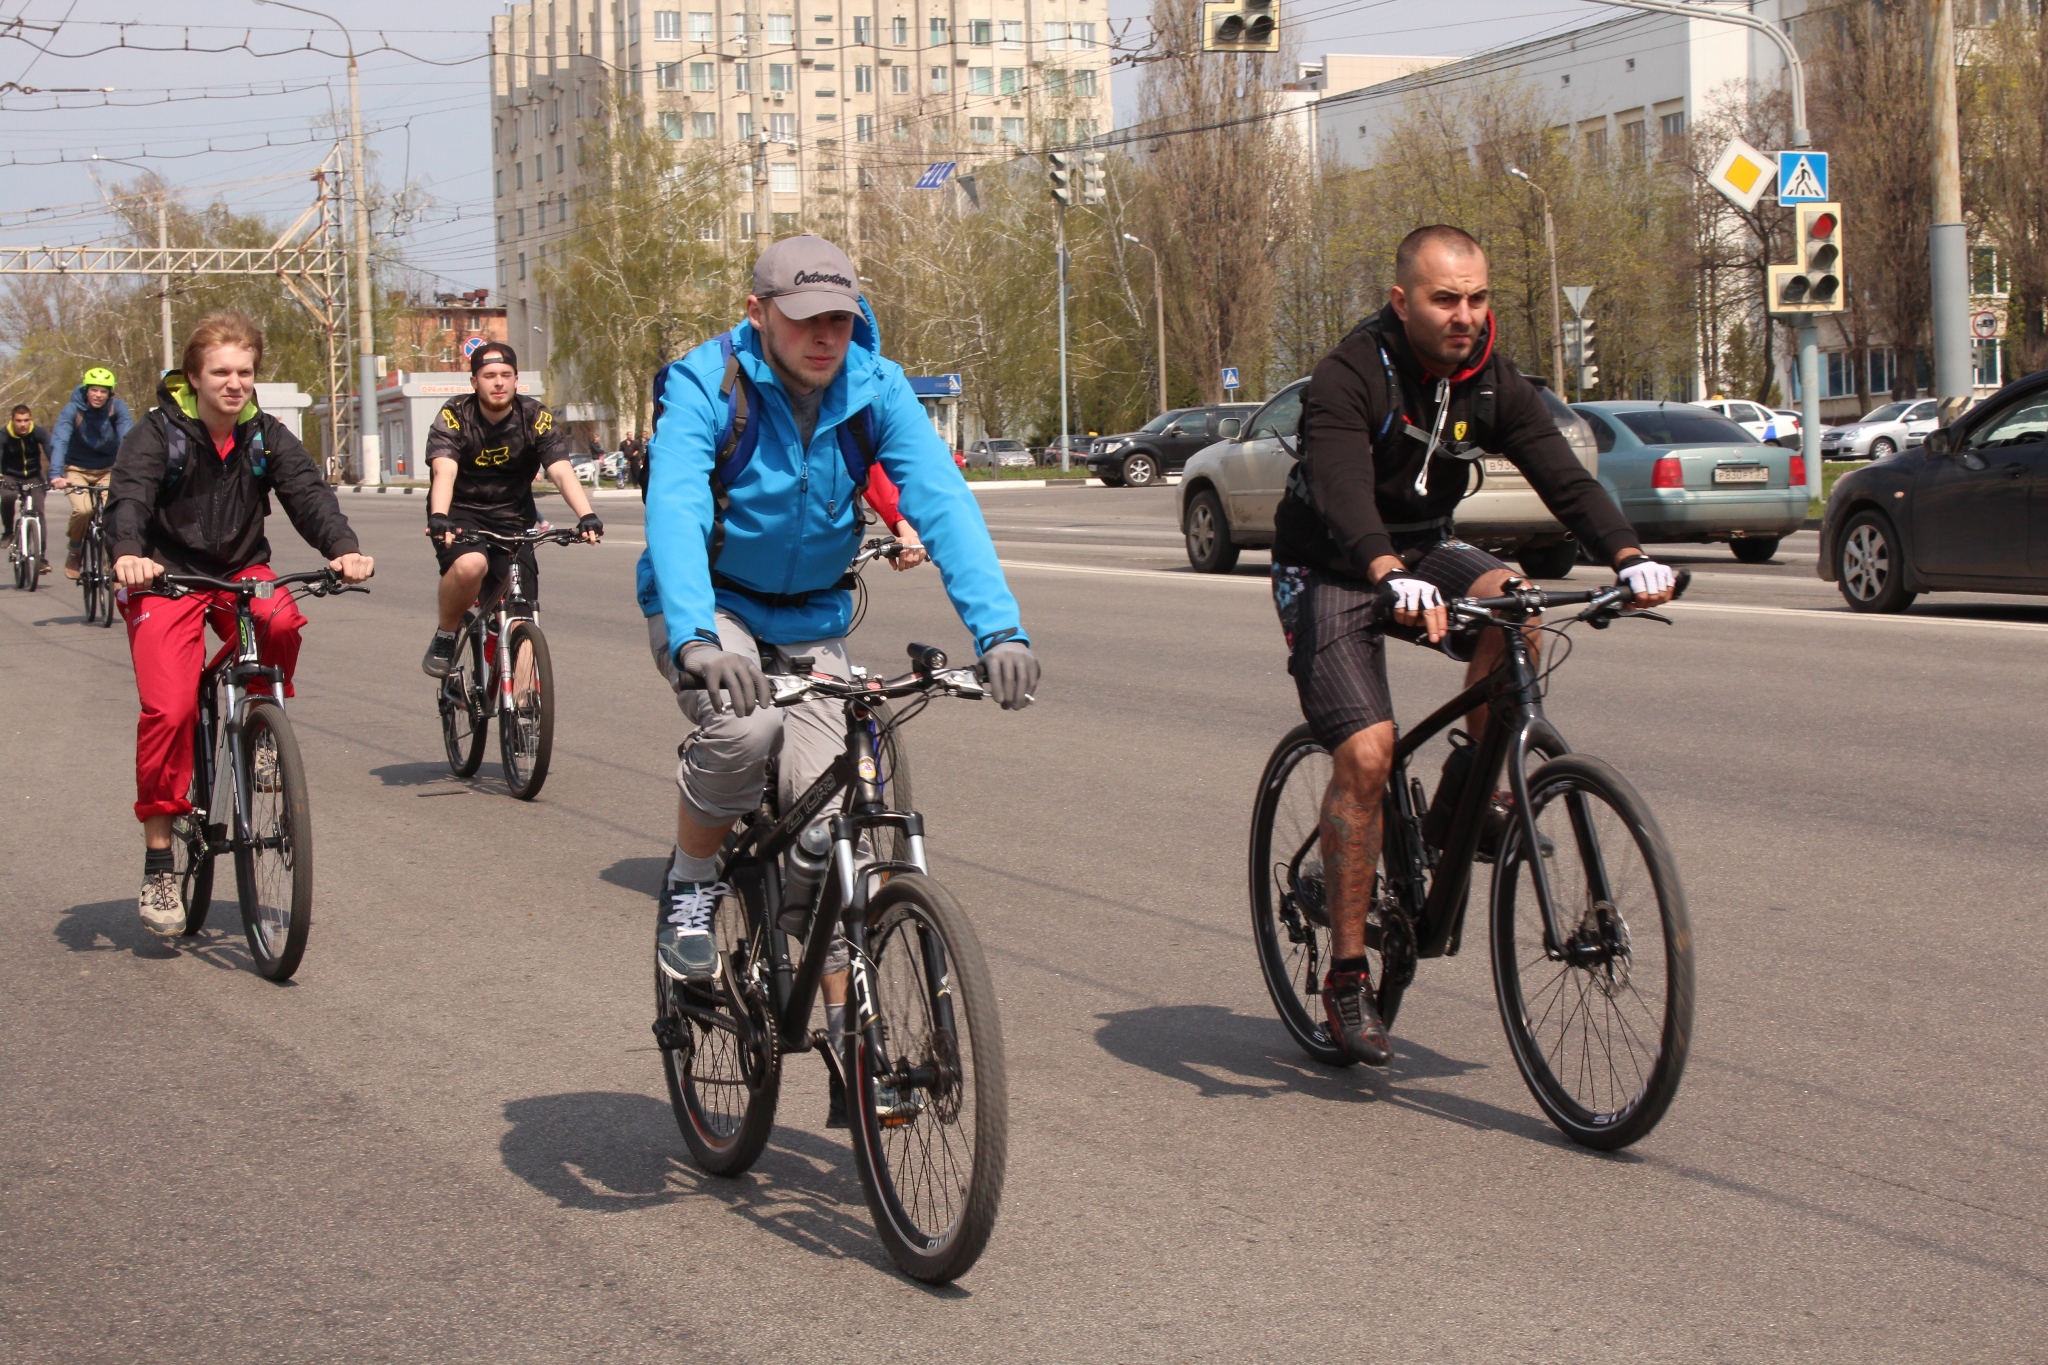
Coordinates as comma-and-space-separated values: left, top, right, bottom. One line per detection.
669, 843, 720, 884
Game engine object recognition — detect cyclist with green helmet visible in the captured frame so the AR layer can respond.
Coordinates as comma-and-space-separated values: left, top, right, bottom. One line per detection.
50, 366, 134, 579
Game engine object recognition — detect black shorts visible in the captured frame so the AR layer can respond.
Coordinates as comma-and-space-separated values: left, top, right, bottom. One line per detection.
433, 509, 540, 606
1273, 540, 1510, 750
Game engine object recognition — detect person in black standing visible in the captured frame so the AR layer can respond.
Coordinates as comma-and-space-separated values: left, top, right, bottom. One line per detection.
419, 342, 604, 676
2, 404, 52, 574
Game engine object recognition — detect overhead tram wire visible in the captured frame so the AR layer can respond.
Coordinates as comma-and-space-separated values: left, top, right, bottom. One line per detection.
0, 26, 485, 68
0, 111, 435, 169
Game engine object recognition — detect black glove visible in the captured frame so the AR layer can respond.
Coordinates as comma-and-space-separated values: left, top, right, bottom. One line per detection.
427, 512, 455, 543
678, 640, 774, 717
576, 511, 604, 539
979, 641, 1039, 711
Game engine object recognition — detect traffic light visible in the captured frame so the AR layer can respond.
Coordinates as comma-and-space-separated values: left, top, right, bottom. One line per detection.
1201, 0, 1280, 52
1576, 318, 1598, 393
1768, 202, 1844, 314
1080, 150, 1106, 206
1049, 151, 1073, 207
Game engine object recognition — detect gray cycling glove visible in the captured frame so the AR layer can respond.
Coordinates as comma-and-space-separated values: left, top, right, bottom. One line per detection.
678, 640, 774, 717
979, 641, 1039, 711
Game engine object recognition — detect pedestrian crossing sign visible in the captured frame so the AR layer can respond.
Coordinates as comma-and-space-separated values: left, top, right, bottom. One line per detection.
1778, 152, 1829, 204
1221, 367, 1240, 391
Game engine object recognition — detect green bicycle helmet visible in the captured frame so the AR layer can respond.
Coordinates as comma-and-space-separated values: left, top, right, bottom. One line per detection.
81, 366, 116, 389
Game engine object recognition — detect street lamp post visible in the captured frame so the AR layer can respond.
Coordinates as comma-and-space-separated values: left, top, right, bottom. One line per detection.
258, 0, 379, 485
1122, 233, 1168, 417
1509, 167, 1567, 395
92, 156, 173, 374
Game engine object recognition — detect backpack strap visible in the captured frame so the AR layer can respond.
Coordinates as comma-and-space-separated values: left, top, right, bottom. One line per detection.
834, 404, 879, 488
153, 409, 189, 501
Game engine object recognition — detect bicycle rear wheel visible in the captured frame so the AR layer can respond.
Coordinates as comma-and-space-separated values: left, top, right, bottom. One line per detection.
1490, 754, 1693, 1150
498, 619, 553, 800
849, 873, 1007, 1284
235, 700, 313, 981
85, 534, 110, 626
440, 627, 488, 777
657, 881, 781, 1176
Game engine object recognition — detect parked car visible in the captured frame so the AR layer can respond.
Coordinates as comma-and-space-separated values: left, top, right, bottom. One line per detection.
1701, 397, 1800, 449
1174, 377, 1599, 578
964, 437, 1034, 470
1040, 434, 1094, 467
1818, 369, 2048, 612
1089, 404, 1259, 488
1820, 398, 1941, 459
1572, 401, 1807, 562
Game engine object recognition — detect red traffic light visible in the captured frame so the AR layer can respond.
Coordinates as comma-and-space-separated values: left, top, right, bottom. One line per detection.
1809, 211, 1837, 238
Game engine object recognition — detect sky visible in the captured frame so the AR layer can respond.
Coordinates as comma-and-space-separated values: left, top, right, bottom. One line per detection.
0, 1, 1611, 296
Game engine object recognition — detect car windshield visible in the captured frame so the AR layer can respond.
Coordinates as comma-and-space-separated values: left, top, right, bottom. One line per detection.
1614, 409, 1758, 446
1862, 402, 1911, 423
1138, 412, 1180, 433
989, 440, 1026, 451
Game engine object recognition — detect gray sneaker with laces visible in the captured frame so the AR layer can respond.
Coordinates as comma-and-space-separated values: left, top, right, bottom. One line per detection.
657, 878, 728, 983
422, 629, 460, 678
139, 870, 186, 937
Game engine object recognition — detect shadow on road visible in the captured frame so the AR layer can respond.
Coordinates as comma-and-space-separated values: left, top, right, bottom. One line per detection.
600, 856, 668, 897
500, 1090, 894, 1271
370, 760, 496, 792
53, 896, 264, 976
1094, 1003, 1573, 1148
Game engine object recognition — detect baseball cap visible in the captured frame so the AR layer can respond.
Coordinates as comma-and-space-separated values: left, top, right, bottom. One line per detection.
751, 235, 861, 320
470, 341, 518, 374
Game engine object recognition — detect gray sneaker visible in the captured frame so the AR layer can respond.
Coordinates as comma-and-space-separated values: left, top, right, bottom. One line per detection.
657, 878, 728, 983
139, 870, 186, 937
422, 629, 460, 678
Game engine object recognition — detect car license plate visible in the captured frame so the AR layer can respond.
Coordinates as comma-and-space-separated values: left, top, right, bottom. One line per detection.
1482, 457, 1517, 476
1712, 463, 1769, 485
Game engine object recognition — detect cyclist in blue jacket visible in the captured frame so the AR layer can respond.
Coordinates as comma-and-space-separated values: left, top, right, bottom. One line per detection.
641, 236, 1037, 1117
50, 367, 135, 579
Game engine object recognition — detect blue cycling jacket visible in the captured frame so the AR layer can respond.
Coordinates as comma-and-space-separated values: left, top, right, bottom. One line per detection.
640, 301, 1026, 653
50, 386, 135, 474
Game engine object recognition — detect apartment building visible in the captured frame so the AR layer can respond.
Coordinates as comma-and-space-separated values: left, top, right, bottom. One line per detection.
489, 0, 1114, 403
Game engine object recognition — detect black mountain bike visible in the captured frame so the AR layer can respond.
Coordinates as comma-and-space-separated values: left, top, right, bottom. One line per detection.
653, 624, 1006, 1284
435, 526, 581, 800
76, 484, 115, 626
8, 480, 44, 592
156, 568, 368, 981
1250, 575, 1695, 1150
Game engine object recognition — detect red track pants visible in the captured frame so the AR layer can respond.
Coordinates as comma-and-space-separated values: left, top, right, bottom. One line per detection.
122, 564, 304, 822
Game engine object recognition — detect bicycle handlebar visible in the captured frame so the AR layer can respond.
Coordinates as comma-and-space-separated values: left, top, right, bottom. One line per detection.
679, 640, 991, 707
1448, 567, 1692, 623
146, 567, 370, 600
449, 526, 582, 549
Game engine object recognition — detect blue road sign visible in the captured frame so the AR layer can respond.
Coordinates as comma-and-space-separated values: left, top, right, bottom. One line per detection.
1221, 366, 1241, 390
461, 336, 486, 359
942, 373, 962, 394
1778, 151, 1829, 204
915, 161, 958, 190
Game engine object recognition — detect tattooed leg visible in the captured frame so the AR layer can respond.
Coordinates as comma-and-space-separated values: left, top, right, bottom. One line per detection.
1324, 721, 1395, 959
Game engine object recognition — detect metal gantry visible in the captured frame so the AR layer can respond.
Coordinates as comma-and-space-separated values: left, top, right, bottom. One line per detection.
0, 145, 359, 478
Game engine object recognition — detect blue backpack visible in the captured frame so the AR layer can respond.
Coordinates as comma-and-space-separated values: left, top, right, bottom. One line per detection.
647, 330, 878, 566
153, 408, 268, 500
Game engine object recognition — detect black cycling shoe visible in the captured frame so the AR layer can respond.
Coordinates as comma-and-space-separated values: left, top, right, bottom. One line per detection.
1323, 968, 1392, 1066
826, 1065, 848, 1129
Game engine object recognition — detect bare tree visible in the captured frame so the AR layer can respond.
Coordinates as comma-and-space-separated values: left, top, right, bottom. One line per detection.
1964, 12, 2048, 377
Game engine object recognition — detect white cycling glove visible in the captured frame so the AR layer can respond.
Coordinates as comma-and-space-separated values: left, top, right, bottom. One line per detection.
1378, 574, 1444, 616
1617, 556, 1676, 599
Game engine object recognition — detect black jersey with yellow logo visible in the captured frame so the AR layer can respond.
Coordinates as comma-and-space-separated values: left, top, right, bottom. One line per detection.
423, 392, 567, 523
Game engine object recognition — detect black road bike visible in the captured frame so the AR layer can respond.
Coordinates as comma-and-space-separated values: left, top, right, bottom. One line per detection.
435, 526, 581, 800
154, 568, 368, 981
8, 480, 44, 591
653, 610, 1006, 1283
75, 484, 115, 626
1250, 576, 1696, 1150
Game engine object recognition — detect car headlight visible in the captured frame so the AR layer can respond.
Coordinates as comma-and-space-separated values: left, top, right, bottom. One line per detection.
1098, 439, 1126, 454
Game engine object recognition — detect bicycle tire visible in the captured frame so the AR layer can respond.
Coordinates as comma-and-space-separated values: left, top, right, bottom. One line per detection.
87, 534, 111, 627
174, 735, 217, 935
1489, 754, 1693, 1150
235, 700, 313, 981
848, 873, 1007, 1284
498, 620, 553, 800
440, 627, 488, 777
657, 883, 781, 1176
1250, 726, 1355, 1065
17, 519, 38, 591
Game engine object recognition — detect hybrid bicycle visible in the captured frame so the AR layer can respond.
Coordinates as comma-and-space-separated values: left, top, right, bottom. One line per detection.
8, 480, 44, 591
653, 625, 1006, 1284
154, 567, 368, 981
1250, 574, 1695, 1150
435, 526, 581, 799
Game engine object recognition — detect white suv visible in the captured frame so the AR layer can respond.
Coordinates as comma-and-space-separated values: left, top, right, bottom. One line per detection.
1177, 377, 1600, 578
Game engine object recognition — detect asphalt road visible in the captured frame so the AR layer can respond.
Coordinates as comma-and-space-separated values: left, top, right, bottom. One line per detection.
5, 484, 2045, 1362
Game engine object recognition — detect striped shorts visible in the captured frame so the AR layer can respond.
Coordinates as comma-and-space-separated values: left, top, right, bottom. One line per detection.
1273, 540, 1510, 750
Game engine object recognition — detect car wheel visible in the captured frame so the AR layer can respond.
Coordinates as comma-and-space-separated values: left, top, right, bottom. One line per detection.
1730, 537, 1779, 564
1096, 471, 1125, 487
1122, 453, 1159, 487
1184, 491, 1240, 574
1515, 540, 1578, 580
1836, 510, 1915, 613
1869, 437, 1896, 458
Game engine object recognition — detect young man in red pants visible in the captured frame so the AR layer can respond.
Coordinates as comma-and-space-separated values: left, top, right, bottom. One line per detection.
109, 312, 373, 935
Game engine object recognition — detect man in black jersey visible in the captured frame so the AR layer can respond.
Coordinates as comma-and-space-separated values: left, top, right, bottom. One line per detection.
1272, 225, 1676, 1066
420, 343, 603, 676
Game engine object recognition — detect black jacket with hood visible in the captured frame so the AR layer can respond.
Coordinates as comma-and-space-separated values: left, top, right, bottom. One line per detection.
2, 423, 50, 480
109, 371, 359, 578
1273, 304, 1637, 580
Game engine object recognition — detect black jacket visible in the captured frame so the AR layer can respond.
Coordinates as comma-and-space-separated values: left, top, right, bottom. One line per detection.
2, 424, 50, 481
109, 372, 360, 577
1274, 304, 1637, 578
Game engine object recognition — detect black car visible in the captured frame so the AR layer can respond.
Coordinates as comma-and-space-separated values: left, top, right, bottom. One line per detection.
1819, 368, 2048, 612
1088, 404, 1260, 487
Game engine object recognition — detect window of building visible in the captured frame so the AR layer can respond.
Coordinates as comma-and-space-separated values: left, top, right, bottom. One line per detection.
537, 199, 546, 228
515, 161, 524, 189
1074, 117, 1097, 139
970, 19, 992, 44
768, 13, 795, 43
1975, 339, 2007, 387
737, 111, 755, 138
1000, 116, 1024, 143
1073, 68, 1095, 96
657, 61, 682, 89
893, 115, 911, 141
856, 64, 873, 91
740, 211, 757, 237
929, 16, 947, 44
699, 221, 722, 242
733, 11, 748, 40
1000, 67, 1020, 95
771, 112, 796, 139
970, 116, 994, 143
774, 212, 801, 233
1621, 120, 1645, 160
856, 114, 874, 142
498, 258, 508, 288
927, 66, 946, 92
654, 10, 682, 40
816, 109, 837, 120
771, 163, 800, 193
931, 115, 950, 143
660, 111, 687, 139
692, 111, 718, 138
495, 216, 505, 243
689, 11, 714, 41
893, 15, 908, 44
1584, 126, 1607, 164
495, 168, 504, 196
1044, 21, 1067, 49
1659, 110, 1686, 158
1045, 68, 1066, 96
1823, 351, 1854, 399
854, 15, 872, 43
770, 63, 795, 90
691, 62, 715, 90
895, 64, 912, 92
555, 144, 564, 173
970, 67, 993, 95
1075, 22, 1096, 46
518, 252, 527, 280
628, 12, 641, 44
1000, 19, 1022, 43
1973, 246, 2009, 296
1868, 347, 1897, 396
1048, 118, 1068, 145
735, 62, 751, 91
577, 136, 586, 164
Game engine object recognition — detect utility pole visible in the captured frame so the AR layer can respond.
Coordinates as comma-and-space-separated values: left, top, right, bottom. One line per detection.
1123, 233, 1168, 416
1509, 168, 1566, 394
746, 0, 770, 250
1927, 0, 1971, 407
1056, 205, 1071, 472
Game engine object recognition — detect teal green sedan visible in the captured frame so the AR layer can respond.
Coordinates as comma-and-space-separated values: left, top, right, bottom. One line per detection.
1571, 401, 1810, 563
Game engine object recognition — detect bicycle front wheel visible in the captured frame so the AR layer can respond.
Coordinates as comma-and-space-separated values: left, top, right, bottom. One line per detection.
235, 700, 313, 981
657, 881, 781, 1176
849, 873, 1007, 1284
175, 724, 218, 935
86, 535, 111, 626
440, 628, 488, 777
498, 619, 553, 800
1490, 754, 1693, 1150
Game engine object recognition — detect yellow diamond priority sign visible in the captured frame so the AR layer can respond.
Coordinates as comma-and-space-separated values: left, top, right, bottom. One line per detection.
1707, 137, 1777, 213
